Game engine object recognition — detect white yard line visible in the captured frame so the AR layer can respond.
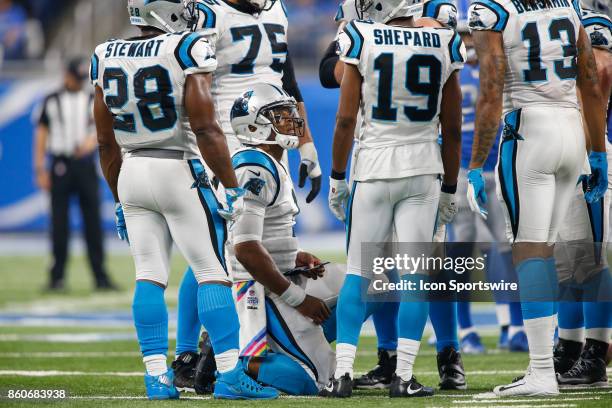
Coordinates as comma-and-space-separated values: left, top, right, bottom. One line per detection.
453, 397, 600, 404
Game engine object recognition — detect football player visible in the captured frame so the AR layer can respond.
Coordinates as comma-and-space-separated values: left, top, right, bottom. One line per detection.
172, 0, 324, 388
319, 0, 468, 392
467, 0, 608, 397
91, 0, 277, 400
322, 0, 464, 398
554, 0, 612, 387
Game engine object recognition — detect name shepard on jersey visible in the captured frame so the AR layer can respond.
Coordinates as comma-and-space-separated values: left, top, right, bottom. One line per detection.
510, 0, 572, 13
104, 39, 164, 59
373, 28, 442, 48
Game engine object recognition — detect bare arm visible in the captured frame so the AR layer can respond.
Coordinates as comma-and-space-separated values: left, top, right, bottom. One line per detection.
469, 31, 506, 168
235, 241, 292, 295
296, 102, 314, 145
33, 125, 50, 190
93, 85, 122, 202
332, 63, 362, 174
576, 28, 609, 153
440, 70, 463, 186
184, 73, 238, 188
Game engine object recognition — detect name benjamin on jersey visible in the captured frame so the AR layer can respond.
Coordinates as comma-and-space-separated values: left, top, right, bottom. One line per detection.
373, 28, 441, 48
104, 39, 164, 59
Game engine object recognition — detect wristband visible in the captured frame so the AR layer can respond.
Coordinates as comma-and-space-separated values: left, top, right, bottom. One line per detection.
441, 183, 457, 194
279, 282, 306, 307
331, 170, 346, 180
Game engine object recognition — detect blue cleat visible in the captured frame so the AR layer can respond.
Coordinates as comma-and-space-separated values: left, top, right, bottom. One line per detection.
144, 370, 180, 400
509, 331, 529, 352
460, 332, 485, 355
214, 363, 279, 400
498, 326, 509, 349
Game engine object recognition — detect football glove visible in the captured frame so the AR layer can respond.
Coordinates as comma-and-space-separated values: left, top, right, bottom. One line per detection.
218, 187, 246, 223
115, 203, 129, 243
585, 151, 609, 204
328, 177, 350, 222
437, 190, 457, 227
467, 168, 488, 220
298, 143, 322, 203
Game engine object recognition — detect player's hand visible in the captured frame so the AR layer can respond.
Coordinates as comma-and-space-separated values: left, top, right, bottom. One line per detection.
296, 251, 325, 280
35, 169, 50, 191
328, 177, 350, 222
115, 203, 129, 243
296, 295, 331, 325
298, 142, 322, 203
437, 187, 457, 227
585, 151, 608, 204
467, 168, 488, 220
218, 187, 245, 223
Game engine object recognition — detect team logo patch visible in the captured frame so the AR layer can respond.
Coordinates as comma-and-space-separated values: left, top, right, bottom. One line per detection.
244, 177, 265, 196
590, 31, 609, 47
469, 10, 486, 28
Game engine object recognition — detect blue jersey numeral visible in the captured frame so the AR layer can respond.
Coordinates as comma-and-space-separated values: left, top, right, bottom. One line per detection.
372, 53, 442, 123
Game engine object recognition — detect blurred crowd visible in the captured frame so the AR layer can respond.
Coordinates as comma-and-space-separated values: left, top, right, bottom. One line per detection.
286, 0, 339, 63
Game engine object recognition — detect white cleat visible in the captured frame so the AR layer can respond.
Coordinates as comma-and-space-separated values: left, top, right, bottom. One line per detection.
491, 369, 559, 397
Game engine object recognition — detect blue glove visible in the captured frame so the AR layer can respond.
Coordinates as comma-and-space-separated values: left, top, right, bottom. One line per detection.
466, 168, 488, 219
218, 187, 246, 222
115, 203, 129, 243
585, 151, 609, 204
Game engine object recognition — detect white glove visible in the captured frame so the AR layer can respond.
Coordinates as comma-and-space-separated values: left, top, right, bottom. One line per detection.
328, 177, 350, 222
466, 168, 488, 220
299, 143, 322, 203
437, 192, 457, 227
218, 187, 245, 224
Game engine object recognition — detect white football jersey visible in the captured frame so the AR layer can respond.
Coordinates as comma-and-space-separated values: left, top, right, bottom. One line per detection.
469, 0, 583, 114
193, 0, 288, 138
337, 20, 466, 181
582, 7, 612, 52
90, 32, 216, 155
229, 148, 300, 281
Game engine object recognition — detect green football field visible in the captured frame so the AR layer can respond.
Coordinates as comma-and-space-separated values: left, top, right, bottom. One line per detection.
0, 254, 610, 407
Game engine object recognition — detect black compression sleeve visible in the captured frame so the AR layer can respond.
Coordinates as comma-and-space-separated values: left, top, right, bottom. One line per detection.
319, 40, 340, 89
281, 51, 303, 103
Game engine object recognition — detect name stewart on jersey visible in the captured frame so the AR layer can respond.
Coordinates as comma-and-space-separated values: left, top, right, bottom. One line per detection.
104, 39, 164, 59
509, 0, 571, 13
373, 28, 442, 48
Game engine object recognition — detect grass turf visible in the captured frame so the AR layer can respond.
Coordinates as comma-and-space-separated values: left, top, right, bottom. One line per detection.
0, 255, 610, 407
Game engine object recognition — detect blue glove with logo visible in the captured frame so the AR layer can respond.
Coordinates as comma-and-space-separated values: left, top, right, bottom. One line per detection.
585, 151, 608, 204
466, 168, 488, 219
115, 203, 129, 243
218, 187, 246, 222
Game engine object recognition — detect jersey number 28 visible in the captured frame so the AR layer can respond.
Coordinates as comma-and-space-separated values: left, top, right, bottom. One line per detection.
103, 65, 177, 133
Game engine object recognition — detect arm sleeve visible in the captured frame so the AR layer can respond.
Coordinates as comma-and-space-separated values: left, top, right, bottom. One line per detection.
319, 40, 341, 89
175, 33, 218, 75
338, 21, 365, 68
281, 51, 303, 103
468, 1, 509, 32
232, 198, 266, 244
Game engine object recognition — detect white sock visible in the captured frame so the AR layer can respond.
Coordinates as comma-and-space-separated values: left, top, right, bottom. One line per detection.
215, 349, 239, 374
459, 327, 476, 339
585, 327, 611, 343
335, 343, 357, 379
524, 316, 556, 372
143, 354, 167, 377
508, 325, 524, 339
558, 327, 585, 343
496, 304, 510, 327
396, 338, 420, 382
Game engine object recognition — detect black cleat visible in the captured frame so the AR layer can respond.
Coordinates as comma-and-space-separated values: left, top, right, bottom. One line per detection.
389, 374, 434, 398
194, 331, 216, 395
554, 338, 583, 375
437, 346, 467, 390
171, 351, 198, 392
353, 349, 396, 389
319, 373, 353, 398
558, 338, 609, 388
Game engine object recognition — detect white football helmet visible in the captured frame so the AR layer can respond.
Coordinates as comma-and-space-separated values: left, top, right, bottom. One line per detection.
357, 0, 425, 23
128, 0, 196, 33
231, 84, 304, 150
